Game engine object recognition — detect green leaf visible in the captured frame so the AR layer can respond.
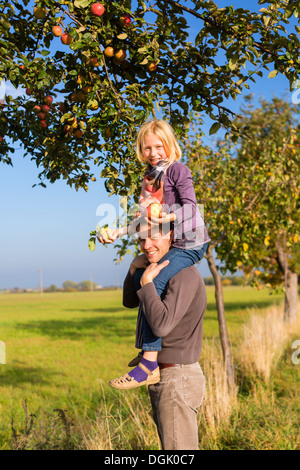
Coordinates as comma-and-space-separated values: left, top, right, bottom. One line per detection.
268, 70, 278, 78
74, 0, 91, 8
209, 122, 221, 135
88, 237, 96, 252
117, 33, 128, 40
40, 50, 50, 57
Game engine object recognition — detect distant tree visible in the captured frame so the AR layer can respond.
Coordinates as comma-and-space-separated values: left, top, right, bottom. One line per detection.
62, 280, 77, 291
77, 280, 97, 290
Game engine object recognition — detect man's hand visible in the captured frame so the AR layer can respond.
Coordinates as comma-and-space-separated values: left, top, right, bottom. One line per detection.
140, 260, 170, 287
129, 254, 149, 276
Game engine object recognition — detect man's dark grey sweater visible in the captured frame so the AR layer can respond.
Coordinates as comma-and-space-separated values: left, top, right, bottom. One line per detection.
123, 266, 207, 364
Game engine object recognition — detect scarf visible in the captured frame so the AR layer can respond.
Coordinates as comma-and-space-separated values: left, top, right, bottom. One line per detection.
139, 160, 169, 212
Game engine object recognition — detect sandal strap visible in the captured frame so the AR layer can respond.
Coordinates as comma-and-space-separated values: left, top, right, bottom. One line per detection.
114, 373, 133, 384
138, 362, 153, 376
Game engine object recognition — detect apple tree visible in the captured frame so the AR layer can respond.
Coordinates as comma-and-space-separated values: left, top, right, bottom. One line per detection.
229, 96, 300, 323
188, 97, 300, 331
1, 0, 300, 198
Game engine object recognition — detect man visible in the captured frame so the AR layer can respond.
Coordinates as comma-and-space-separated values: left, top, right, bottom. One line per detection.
119, 222, 207, 451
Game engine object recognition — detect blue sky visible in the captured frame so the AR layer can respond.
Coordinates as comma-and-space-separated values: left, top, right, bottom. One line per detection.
0, 1, 297, 289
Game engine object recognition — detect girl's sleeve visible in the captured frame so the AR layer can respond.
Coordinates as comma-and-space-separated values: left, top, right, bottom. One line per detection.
169, 163, 197, 224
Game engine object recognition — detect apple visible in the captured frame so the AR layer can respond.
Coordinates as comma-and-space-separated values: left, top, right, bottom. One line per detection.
114, 49, 126, 62
120, 15, 131, 27
104, 46, 114, 58
148, 62, 158, 72
0, 136, 4, 143
74, 129, 83, 139
42, 104, 50, 113
39, 120, 47, 128
61, 32, 73, 45
26, 88, 33, 96
44, 95, 53, 106
98, 227, 112, 239
91, 3, 105, 17
34, 7, 46, 19
146, 203, 162, 221
33, 105, 41, 113
83, 85, 93, 94
37, 112, 46, 120
90, 56, 100, 67
52, 25, 63, 37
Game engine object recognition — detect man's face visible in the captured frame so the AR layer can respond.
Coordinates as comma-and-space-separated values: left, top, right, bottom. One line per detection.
138, 226, 172, 263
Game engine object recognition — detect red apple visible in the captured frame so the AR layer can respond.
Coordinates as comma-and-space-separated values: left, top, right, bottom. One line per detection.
33, 105, 41, 113
52, 25, 63, 37
61, 32, 73, 45
44, 96, 53, 106
37, 112, 46, 120
74, 129, 83, 139
42, 104, 50, 113
26, 88, 33, 96
120, 15, 131, 27
90, 56, 100, 67
91, 3, 105, 17
0, 136, 4, 143
147, 203, 163, 221
39, 120, 47, 128
148, 62, 158, 72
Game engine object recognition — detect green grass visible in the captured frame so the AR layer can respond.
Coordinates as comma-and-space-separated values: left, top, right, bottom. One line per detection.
0, 286, 294, 449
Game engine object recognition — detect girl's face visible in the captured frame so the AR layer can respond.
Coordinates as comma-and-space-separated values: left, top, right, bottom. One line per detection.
142, 133, 168, 166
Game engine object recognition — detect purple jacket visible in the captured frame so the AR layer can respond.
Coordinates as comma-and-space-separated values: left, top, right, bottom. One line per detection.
164, 162, 210, 249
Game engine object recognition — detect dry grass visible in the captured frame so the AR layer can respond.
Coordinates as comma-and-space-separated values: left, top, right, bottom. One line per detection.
80, 303, 300, 450
198, 339, 238, 438
238, 303, 300, 382
80, 382, 159, 450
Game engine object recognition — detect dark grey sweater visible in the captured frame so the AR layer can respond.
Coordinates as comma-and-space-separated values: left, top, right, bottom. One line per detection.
123, 266, 207, 364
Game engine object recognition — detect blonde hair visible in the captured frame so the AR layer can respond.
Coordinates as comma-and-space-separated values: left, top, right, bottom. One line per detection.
136, 119, 182, 164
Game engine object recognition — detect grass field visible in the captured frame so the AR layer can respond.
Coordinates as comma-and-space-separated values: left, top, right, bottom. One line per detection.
0, 286, 299, 450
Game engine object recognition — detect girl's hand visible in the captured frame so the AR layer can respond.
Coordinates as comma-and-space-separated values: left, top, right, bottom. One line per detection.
140, 260, 170, 287
145, 211, 177, 225
97, 227, 120, 245
129, 254, 149, 276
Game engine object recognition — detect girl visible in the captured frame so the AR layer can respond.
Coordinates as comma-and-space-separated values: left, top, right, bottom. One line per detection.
98, 119, 210, 389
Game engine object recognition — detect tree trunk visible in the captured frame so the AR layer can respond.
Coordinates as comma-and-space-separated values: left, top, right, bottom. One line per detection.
283, 270, 298, 323
206, 244, 236, 392
276, 238, 299, 323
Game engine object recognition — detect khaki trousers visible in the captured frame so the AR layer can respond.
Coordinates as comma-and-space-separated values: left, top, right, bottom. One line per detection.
148, 362, 205, 450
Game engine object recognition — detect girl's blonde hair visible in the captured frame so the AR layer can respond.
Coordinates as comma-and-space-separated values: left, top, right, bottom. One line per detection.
136, 119, 182, 164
